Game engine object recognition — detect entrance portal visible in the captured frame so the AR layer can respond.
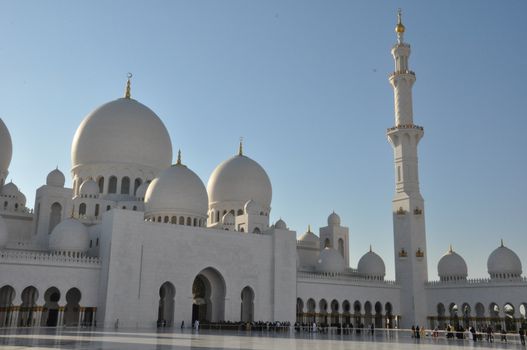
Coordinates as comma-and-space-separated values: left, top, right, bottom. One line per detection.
157, 282, 175, 327
191, 267, 226, 323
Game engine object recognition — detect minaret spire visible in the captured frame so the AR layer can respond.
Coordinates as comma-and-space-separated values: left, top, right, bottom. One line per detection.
395, 9, 405, 43
176, 149, 182, 165
124, 73, 132, 99
238, 137, 244, 156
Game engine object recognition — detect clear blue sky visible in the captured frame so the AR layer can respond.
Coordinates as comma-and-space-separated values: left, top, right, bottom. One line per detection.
0, 1, 526, 280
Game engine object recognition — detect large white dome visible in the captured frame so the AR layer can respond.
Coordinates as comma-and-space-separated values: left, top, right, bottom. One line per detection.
357, 248, 386, 279
71, 97, 172, 170
0, 118, 12, 174
49, 218, 90, 253
145, 161, 208, 219
437, 246, 468, 281
0, 215, 8, 248
487, 241, 522, 279
207, 153, 272, 210
317, 247, 346, 273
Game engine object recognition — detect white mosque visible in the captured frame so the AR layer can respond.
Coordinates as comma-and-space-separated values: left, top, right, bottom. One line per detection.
0, 12, 526, 331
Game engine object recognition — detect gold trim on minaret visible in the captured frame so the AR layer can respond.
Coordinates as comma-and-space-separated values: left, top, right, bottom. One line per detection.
395, 8, 405, 33
124, 73, 132, 99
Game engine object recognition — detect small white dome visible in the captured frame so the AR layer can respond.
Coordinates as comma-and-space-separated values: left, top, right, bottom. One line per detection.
357, 248, 386, 278
317, 247, 346, 273
298, 227, 319, 243
487, 241, 522, 278
328, 211, 341, 226
71, 97, 172, 171
222, 212, 235, 225
49, 218, 89, 253
145, 162, 208, 218
135, 181, 150, 200
275, 218, 287, 230
207, 153, 272, 210
244, 199, 261, 215
2, 182, 19, 197
0, 118, 12, 173
79, 179, 99, 197
46, 168, 66, 187
0, 215, 9, 248
437, 246, 468, 280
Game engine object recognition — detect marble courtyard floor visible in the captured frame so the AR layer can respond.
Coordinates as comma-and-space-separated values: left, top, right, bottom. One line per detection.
0, 328, 524, 350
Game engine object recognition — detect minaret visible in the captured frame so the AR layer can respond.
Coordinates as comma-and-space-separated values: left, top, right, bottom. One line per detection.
386, 10, 428, 328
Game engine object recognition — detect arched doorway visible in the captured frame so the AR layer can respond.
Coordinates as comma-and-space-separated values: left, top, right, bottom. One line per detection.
364, 301, 372, 326
158, 282, 175, 327
342, 300, 351, 325
504, 303, 515, 331
240, 286, 254, 322
42, 287, 60, 326
306, 298, 316, 323
0, 285, 15, 327
374, 301, 383, 328
461, 303, 471, 329
64, 288, 81, 326
353, 300, 362, 326
49, 202, 62, 234
296, 298, 304, 323
385, 302, 393, 328
330, 299, 339, 325
318, 299, 328, 325
489, 302, 500, 328
449, 303, 459, 328
192, 267, 226, 323
475, 302, 485, 328
19, 286, 38, 327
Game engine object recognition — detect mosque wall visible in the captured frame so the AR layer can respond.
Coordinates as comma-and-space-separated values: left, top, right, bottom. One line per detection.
98, 209, 297, 328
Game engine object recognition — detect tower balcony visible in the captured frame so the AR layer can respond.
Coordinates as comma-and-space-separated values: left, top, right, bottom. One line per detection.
387, 124, 423, 133
389, 70, 415, 79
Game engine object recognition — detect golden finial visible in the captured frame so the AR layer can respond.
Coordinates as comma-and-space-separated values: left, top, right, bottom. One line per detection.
307, 224, 311, 233
500, 238, 504, 247
124, 73, 132, 99
369, 244, 372, 252
395, 8, 405, 34
238, 137, 244, 156
448, 244, 453, 253
176, 149, 182, 165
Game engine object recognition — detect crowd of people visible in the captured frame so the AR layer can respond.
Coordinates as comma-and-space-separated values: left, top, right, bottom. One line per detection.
158, 318, 527, 345
427, 323, 526, 345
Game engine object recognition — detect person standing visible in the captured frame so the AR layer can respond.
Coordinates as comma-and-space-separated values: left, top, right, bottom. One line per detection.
519, 327, 525, 345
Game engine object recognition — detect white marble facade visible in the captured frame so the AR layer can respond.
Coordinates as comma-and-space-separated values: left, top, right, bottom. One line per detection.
0, 13, 526, 331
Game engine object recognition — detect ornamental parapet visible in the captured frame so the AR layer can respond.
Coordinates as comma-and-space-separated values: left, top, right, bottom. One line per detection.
297, 271, 398, 286
0, 249, 101, 268
425, 276, 527, 287
387, 124, 424, 132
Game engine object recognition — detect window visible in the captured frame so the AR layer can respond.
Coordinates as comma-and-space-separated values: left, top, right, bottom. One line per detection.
121, 177, 130, 194
49, 202, 62, 233
108, 176, 117, 194
106, 205, 111, 211
96, 238, 99, 246
98, 177, 104, 193
79, 203, 87, 216
179, 217, 185, 225
186, 217, 191, 226
95, 204, 100, 217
